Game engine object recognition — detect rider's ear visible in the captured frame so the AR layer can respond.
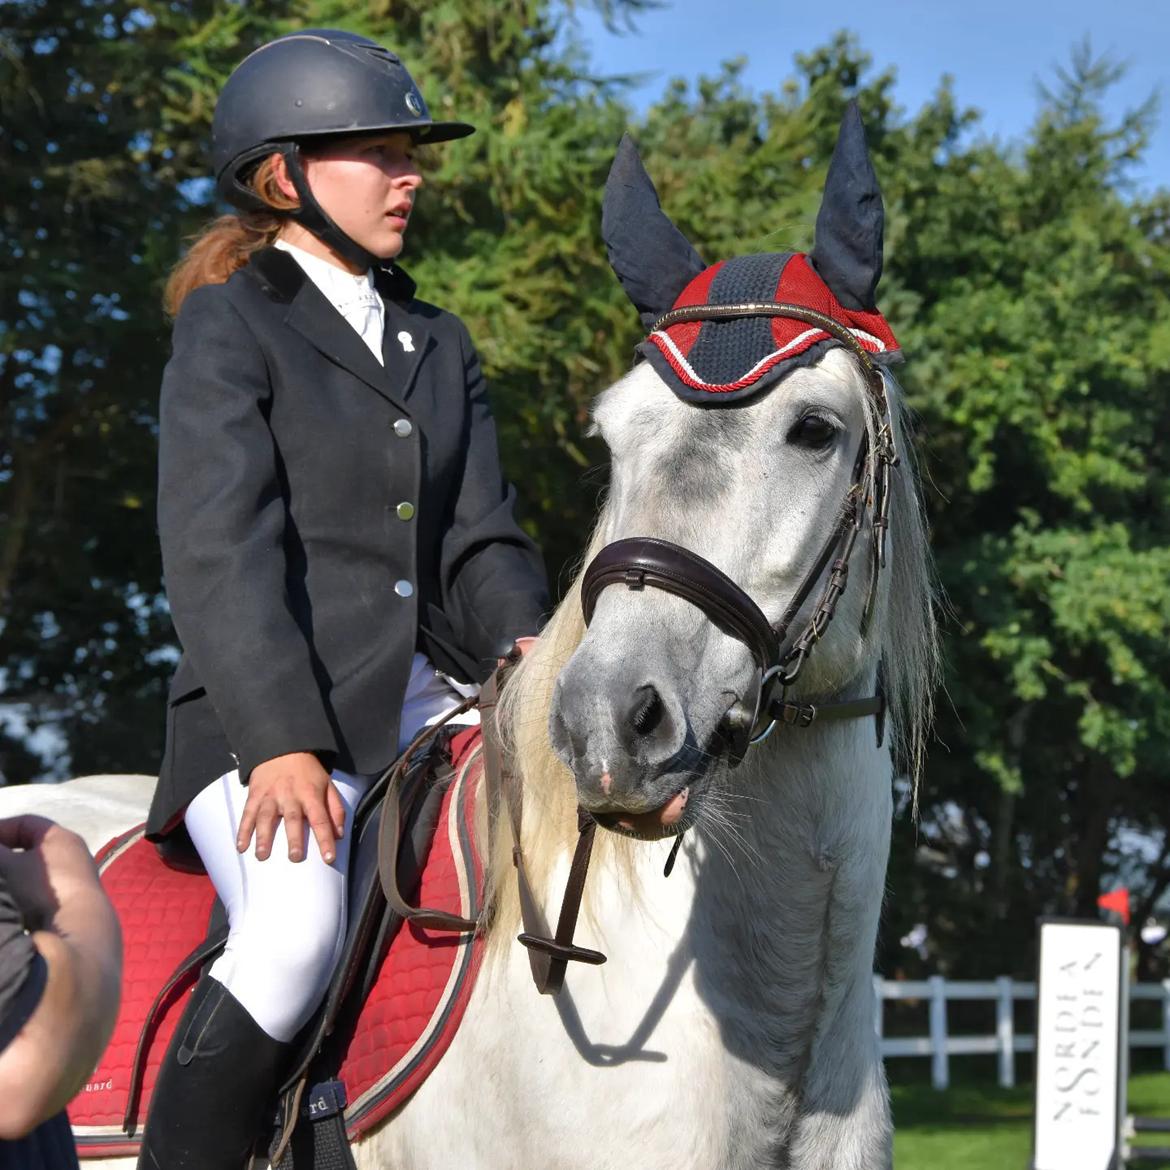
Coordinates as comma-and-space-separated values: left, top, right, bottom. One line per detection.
602, 133, 706, 330
808, 101, 885, 312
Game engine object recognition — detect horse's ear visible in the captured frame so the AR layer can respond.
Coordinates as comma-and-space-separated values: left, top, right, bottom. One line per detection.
809, 102, 885, 312
602, 133, 706, 329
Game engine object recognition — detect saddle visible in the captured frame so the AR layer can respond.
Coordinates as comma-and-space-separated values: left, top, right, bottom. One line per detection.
69, 724, 488, 1163
71, 667, 611, 1166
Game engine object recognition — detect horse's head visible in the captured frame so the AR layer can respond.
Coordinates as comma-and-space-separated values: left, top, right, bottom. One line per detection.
547, 105, 935, 840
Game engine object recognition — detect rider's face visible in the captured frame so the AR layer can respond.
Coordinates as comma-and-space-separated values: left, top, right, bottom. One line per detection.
298, 132, 423, 265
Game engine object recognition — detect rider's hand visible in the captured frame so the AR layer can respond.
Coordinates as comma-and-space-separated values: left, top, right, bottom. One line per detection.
236, 752, 346, 865
498, 636, 539, 668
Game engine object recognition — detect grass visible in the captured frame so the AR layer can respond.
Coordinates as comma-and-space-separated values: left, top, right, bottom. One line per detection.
891, 1070, 1170, 1169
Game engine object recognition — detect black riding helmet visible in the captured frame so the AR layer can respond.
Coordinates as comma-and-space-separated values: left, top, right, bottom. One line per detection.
212, 29, 475, 271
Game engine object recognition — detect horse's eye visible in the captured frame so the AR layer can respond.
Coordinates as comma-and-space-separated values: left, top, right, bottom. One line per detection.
787, 413, 839, 449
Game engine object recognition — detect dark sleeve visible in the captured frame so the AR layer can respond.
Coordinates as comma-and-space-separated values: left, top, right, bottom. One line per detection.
0, 1115, 80, 1170
158, 287, 338, 781
0, 878, 45, 1051
439, 321, 550, 673
0, 881, 81, 1169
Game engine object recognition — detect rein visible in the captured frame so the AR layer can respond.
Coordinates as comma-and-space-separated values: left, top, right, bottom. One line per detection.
378, 304, 900, 998
375, 659, 604, 999
479, 669, 605, 995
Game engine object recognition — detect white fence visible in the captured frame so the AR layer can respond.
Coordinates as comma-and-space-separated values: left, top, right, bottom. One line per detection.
875, 975, 1170, 1090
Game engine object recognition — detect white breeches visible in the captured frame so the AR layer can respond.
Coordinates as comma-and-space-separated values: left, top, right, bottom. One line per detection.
182, 656, 478, 1042
184, 767, 373, 1042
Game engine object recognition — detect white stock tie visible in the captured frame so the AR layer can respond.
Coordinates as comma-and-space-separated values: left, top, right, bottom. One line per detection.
270, 240, 386, 365
340, 286, 385, 366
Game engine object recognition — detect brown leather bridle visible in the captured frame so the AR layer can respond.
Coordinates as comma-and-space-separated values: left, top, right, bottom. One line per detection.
581, 301, 899, 761
373, 303, 903, 1000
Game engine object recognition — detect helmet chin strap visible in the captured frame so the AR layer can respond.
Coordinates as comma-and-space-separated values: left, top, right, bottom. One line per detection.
279, 144, 383, 273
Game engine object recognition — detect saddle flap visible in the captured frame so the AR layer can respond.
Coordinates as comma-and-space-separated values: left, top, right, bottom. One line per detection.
277, 743, 452, 1096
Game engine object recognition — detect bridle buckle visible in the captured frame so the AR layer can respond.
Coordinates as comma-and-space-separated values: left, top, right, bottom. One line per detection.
781, 702, 817, 728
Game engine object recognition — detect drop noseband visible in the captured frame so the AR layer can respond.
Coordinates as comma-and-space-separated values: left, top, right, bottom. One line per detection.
580, 301, 898, 762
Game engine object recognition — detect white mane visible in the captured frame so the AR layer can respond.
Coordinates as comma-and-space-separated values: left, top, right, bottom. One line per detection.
491, 358, 937, 916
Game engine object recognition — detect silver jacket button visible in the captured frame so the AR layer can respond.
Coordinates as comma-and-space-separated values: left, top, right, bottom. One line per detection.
396, 501, 415, 521
394, 580, 414, 598
393, 419, 413, 437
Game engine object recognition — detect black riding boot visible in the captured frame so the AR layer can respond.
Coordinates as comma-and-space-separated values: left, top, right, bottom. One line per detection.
137, 975, 293, 1170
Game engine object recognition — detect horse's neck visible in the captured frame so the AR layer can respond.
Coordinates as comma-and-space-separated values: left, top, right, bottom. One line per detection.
484, 713, 890, 1087
660, 717, 891, 1074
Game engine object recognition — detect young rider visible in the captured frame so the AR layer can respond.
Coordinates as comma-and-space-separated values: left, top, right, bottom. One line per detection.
138, 29, 548, 1169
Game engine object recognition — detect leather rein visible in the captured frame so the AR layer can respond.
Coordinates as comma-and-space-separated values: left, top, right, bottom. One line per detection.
375, 668, 603, 999
377, 302, 900, 997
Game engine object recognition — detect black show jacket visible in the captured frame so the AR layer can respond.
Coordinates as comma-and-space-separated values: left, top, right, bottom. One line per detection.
146, 248, 548, 839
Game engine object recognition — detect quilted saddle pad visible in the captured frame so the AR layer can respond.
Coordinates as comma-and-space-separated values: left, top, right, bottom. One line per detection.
70, 728, 487, 1158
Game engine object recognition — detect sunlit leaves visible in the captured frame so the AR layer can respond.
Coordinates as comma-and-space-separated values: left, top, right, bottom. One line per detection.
2, 9, 1168, 989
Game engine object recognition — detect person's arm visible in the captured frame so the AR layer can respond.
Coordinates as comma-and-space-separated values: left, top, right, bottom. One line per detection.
439, 321, 550, 673
0, 816, 121, 1139
158, 286, 338, 782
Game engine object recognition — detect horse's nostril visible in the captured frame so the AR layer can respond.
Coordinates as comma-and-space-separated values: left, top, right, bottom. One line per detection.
615, 682, 682, 765
629, 685, 664, 736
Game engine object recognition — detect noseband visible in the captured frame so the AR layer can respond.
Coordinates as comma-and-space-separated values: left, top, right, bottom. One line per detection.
580, 302, 899, 761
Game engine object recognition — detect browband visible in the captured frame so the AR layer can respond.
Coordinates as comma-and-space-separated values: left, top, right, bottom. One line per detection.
649, 301, 886, 395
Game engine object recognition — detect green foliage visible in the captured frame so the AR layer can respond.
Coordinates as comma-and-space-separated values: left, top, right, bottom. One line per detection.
2, 6, 1169, 987
0, 0, 288, 781
881, 49, 1170, 979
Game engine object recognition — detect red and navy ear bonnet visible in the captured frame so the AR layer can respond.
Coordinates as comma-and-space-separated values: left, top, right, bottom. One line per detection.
602, 103, 901, 405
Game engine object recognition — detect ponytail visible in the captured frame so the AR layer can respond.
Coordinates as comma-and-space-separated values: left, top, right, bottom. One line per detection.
164, 156, 297, 317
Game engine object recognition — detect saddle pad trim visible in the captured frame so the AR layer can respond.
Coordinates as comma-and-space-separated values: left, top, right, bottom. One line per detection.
342, 742, 486, 1137
95, 822, 147, 869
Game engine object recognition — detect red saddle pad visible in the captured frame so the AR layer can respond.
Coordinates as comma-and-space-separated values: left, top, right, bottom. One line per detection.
70, 728, 487, 1158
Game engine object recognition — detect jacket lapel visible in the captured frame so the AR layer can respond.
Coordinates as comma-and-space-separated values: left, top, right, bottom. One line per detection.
284, 287, 405, 405
249, 248, 429, 409
380, 297, 433, 403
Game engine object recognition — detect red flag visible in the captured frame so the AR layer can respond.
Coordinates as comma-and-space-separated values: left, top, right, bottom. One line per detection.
1097, 888, 1131, 925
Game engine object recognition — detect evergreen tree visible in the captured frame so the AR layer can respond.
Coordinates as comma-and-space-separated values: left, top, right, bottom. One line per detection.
885, 46, 1170, 978
3, 7, 1169, 987
0, 0, 644, 780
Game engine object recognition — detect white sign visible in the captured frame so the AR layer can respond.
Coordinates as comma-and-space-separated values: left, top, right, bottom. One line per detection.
1033, 920, 1123, 1170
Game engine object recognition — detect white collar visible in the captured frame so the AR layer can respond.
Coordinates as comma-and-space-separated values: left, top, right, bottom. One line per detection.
274, 238, 379, 310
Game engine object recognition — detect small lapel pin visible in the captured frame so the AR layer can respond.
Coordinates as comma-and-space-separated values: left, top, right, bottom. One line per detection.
397, 331, 415, 353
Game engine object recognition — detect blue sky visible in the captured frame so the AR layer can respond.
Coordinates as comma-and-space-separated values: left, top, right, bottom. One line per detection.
572, 0, 1167, 193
